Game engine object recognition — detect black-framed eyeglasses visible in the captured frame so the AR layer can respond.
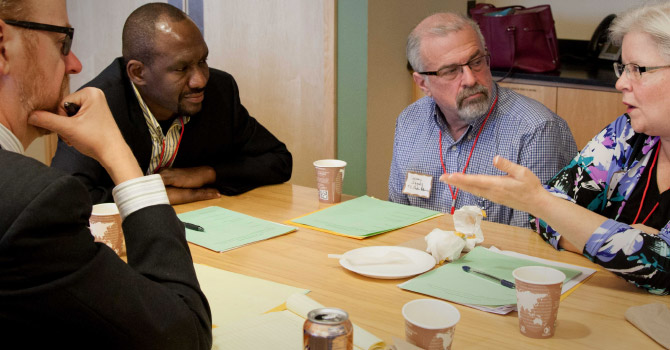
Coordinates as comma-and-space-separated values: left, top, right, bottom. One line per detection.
613, 62, 670, 80
418, 55, 490, 81
3, 19, 74, 56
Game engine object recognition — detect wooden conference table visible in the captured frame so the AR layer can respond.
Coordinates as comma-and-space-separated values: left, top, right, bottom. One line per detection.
174, 183, 668, 349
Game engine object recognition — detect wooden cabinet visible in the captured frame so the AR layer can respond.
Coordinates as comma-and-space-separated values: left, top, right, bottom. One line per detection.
555, 87, 626, 149
498, 82, 557, 113
499, 83, 625, 149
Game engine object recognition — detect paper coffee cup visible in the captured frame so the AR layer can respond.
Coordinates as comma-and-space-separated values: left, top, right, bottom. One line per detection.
313, 159, 346, 203
402, 299, 460, 350
89, 203, 126, 256
513, 266, 566, 338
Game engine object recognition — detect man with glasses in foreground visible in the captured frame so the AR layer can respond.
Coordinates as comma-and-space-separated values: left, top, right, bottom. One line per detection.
389, 12, 577, 228
0, 0, 211, 348
52, 2, 292, 206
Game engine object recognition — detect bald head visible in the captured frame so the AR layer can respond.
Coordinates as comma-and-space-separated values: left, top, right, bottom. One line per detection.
407, 12, 486, 72
122, 2, 196, 66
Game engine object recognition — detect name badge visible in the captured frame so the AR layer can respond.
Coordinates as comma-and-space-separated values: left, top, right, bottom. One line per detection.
402, 172, 433, 198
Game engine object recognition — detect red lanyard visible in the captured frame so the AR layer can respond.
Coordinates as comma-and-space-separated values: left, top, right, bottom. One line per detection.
154, 117, 185, 173
633, 140, 666, 225
439, 95, 498, 214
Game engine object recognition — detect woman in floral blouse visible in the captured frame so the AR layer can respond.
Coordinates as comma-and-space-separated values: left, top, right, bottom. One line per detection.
440, 2, 670, 294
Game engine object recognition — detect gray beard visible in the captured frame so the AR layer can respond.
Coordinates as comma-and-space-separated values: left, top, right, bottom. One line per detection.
456, 84, 491, 123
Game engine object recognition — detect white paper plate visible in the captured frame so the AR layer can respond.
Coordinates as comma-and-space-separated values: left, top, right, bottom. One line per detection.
339, 246, 436, 279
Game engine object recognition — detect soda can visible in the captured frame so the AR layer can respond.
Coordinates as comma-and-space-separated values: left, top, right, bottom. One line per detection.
304, 307, 353, 350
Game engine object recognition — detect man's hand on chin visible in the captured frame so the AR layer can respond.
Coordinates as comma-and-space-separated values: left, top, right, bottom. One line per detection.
165, 186, 220, 205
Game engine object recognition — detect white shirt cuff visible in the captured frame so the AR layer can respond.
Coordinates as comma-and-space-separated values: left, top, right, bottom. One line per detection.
112, 174, 169, 220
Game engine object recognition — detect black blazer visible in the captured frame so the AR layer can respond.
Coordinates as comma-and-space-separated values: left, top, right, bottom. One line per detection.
52, 57, 292, 203
0, 150, 212, 349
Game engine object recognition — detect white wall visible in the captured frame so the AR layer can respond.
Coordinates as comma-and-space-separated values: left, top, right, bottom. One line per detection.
67, 0, 157, 92
203, 0, 335, 188
487, 0, 646, 40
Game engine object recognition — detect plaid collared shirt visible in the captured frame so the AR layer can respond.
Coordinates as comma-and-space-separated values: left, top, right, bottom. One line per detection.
389, 83, 577, 228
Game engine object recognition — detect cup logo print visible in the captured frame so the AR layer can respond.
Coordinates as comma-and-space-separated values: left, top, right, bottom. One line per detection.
90, 221, 115, 245
517, 290, 549, 327
89, 203, 126, 256
513, 266, 564, 339
435, 328, 454, 350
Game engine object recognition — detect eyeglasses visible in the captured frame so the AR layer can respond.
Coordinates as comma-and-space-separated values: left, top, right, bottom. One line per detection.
613, 62, 670, 80
3, 19, 74, 56
418, 55, 490, 81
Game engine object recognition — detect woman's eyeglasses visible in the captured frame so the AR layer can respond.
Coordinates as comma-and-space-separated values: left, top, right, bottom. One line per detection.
613, 62, 670, 80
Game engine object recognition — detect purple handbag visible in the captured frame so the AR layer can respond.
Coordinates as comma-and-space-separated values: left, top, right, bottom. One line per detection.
470, 3, 560, 73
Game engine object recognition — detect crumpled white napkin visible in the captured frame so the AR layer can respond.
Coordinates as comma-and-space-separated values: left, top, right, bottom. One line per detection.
425, 205, 486, 263
425, 229, 465, 263
453, 205, 485, 252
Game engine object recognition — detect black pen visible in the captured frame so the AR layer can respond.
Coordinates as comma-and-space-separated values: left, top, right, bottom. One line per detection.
182, 221, 205, 232
63, 102, 80, 116
462, 265, 515, 289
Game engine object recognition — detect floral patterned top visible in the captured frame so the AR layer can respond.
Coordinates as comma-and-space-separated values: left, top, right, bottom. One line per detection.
530, 114, 670, 294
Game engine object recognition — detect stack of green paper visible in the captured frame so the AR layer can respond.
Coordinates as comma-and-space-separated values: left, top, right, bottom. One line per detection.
178, 206, 296, 252
398, 247, 583, 310
288, 196, 442, 239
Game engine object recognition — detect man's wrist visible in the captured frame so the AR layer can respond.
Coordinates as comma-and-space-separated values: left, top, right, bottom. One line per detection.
113, 174, 169, 219
100, 144, 143, 185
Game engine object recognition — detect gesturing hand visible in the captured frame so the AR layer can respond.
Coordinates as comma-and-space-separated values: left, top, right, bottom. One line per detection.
439, 155, 550, 216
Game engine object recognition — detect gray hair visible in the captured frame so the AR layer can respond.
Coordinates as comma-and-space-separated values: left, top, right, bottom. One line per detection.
407, 12, 486, 72
610, 1, 670, 59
